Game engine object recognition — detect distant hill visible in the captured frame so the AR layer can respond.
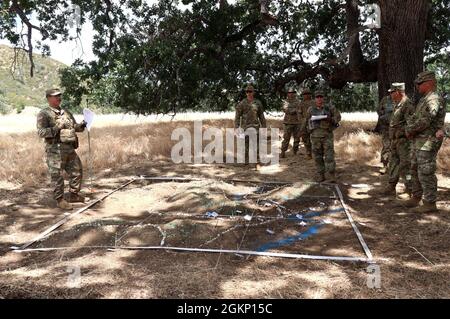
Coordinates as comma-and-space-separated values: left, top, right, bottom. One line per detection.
0, 44, 67, 113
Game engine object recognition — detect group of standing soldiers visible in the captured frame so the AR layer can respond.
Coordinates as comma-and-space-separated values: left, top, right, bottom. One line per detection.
377, 71, 447, 213
279, 87, 341, 183
39, 71, 446, 213
234, 84, 341, 183
234, 70, 446, 214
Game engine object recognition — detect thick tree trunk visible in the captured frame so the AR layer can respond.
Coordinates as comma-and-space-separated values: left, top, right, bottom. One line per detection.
377, 0, 430, 101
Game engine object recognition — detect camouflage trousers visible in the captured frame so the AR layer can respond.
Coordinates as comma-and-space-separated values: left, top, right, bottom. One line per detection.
380, 130, 391, 167
301, 129, 312, 155
281, 124, 301, 153
388, 138, 412, 192
45, 145, 83, 200
410, 145, 441, 203
311, 134, 335, 175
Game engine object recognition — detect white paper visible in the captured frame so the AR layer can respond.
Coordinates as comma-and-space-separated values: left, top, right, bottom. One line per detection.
83, 108, 95, 131
244, 215, 252, 221
266, 229, 275, 235
311, 115, 328, 121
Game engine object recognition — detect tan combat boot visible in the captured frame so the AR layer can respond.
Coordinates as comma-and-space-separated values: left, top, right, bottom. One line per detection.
395, 197, 421, 208
381, 184, 396, 196
325, 172, 336, 183
314, 173, 325, 183
410, 201, 438, 213
57, 198, 73, 210
68, 192, 85, 203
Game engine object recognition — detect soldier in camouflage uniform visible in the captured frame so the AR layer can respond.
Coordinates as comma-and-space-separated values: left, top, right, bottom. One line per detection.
377, 94, 394, 174
299, 88, 315, 158
305, 91, 341, 182
382, 83, 415, 197
280, 87, 302, 158
235, 84, 267, 165
37, 88, 87, 210
400, 71, 446, 213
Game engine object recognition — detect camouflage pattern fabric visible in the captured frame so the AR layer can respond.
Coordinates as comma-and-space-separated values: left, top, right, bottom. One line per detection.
281, 97, 302, 153
37, 107, 85, 200
387, 96, 415, 191
235, 98, 266, 163
378, 95, 394, 167
299, 99, 315, 155
306, 104, 341, 175
234, 98, 266, 130
406, 91, 446, 203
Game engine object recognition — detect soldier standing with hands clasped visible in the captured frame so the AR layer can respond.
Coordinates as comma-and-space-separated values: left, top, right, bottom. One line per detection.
37, 88, 87, 210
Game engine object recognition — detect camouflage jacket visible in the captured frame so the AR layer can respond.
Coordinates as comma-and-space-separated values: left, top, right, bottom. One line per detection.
406, 91, 446, 151
37, 106, 85, 149
234, 98, 266, 130
306, 103, 341, 138
299, 99, 315, 129
282, 97, 302, 125
378, 95, 394, 130
389, 96, 415, 140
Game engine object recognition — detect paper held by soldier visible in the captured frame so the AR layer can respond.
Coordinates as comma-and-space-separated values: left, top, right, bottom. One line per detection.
83, 108, 95, 131
311, 115, 328, 121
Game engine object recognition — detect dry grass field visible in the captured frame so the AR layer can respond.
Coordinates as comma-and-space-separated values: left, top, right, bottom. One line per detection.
0, 111, 449, 298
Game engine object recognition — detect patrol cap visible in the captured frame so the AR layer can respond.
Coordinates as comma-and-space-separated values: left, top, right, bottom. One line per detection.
46, 88, 62, 97
287, 86, 297, 93
302, 88, 312, 95
315, 90, 325, 97
388, 82, 405, 92
245, 84, 255, 92
414, 71, 436, 84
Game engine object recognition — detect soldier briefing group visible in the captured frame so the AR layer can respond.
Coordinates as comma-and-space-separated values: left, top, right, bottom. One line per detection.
39, 70, 447, 213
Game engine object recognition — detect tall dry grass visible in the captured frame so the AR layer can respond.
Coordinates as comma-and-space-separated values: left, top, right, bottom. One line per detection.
0, 115, 449, 187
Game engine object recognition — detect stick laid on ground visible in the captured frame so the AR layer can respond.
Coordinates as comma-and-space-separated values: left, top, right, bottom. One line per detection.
14, 245, 371, 263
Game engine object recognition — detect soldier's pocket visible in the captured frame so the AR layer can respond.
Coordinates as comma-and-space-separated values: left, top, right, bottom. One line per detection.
46, 154, 62, 172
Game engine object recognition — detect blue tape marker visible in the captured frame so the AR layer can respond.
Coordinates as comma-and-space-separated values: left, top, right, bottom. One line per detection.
286, 207, 345, 221
256, 224, 324, 252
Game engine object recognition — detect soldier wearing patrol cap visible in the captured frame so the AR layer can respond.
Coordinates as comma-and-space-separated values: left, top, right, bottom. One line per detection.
381, 83, 415, 197
36, 88, 87, 210
399, 71, 446, 213
234, 84, 267, 166
280, 86, 302, 158
299, 88, 315, 158
305, 90, 341, 182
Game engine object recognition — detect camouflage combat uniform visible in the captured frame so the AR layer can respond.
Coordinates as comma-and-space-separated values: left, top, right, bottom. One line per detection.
299, 99, 315, 156
37, 106, 85, 201
378, 95, 394, 169
406, 91, 446, 204
306, 102, 341, 181
281, 96, 302, 155
387, 95, 415, 193
234, 97, 266, 163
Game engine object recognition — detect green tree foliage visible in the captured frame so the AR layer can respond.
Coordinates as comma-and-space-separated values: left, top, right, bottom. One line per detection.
1, 0, 449, 114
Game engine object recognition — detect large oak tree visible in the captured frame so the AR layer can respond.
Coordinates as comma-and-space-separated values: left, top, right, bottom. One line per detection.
1, 0, 449, 113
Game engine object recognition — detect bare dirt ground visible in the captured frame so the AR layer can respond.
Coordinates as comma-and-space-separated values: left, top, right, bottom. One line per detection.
0, 118, 449, 299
